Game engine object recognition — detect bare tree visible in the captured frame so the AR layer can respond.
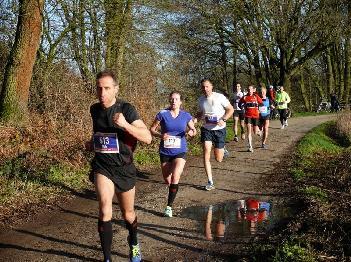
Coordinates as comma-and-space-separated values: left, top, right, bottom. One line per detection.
105, 0, 132, 84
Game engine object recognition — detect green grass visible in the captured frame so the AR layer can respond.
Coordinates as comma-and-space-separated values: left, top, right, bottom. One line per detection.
273, 241, 316, 262
134, 149, 160, 166
296, 122, 342, 167
0, 160, 90, 206
290, 167, 306, 181
46, 164, 90, 190
225, 119, 234, 142
300, 186, 328, 202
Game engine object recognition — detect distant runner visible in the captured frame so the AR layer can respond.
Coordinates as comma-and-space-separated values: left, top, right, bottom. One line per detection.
275, 86, 291, 129
230, 83, 246, 142
239, 85, 263, 152
259, 86, 274, 149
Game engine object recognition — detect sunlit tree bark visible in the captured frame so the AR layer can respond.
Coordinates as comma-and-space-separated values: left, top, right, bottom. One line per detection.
0, 0, 44, 122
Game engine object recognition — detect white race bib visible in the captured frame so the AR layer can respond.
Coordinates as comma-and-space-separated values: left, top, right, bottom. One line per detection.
164, 136, 181, 149
259, 106, 268, 114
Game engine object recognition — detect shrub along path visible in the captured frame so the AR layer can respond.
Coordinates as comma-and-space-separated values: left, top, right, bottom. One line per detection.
0, 114, 335, 261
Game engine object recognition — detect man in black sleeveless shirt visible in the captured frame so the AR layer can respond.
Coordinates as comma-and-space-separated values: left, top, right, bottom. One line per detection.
86, 70, 152, 262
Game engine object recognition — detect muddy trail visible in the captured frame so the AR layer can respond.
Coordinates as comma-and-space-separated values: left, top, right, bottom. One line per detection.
0, 115, 335, 262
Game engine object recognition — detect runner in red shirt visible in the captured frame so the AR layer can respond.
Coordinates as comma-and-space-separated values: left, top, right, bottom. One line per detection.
239, 85, 263, 152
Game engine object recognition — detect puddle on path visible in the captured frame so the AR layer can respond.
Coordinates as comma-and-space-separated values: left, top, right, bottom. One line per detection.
180, 198, 291, 242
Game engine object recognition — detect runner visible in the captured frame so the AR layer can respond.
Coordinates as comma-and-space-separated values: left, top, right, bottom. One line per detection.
194, 79, 234, 191
259, 86, 274, 149
85, 70, 152, 262
230, 83, 246, 142
150, 91, 196, 217
239, 85, 263, 152
275, 86, 291, 129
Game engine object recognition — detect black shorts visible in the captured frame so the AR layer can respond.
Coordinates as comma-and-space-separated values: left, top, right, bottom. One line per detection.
200, 127, 226, 149
233, 110, 245, 120
259, 115, 270, 126
91, 160, 137, 193
245, 117, 259, 126
160, 152, 186, 163
260, 115, 270, 121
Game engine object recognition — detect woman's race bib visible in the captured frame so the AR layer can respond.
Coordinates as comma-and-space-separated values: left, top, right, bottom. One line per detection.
93, 133, 119, 153
259, 106, 268, 114
163, 136, 181, 148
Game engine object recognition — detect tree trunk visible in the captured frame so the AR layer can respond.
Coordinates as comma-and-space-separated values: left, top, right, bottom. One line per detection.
331, 44, 341, 97
0, 0, 44, 122
219, 33, 229, 93
279, 47, 290, 90
263, 48, 272, 86
299, 69, 310, 111
343, 38, 350, 103
326, 48, 334, 95
231, 46, 238, 93
105, 0, 132, 86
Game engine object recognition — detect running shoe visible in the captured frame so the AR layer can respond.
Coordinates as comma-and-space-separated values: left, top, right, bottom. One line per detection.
280, 125, 285, 129
241, 133, 246, 140
129, 243, 142, 262
262, 144, 267, 149
234, 136, 239, 142
247, 147, 253, 152
164, 206, 173, 217
205, 182, 215, 191
284, 120, 288, 127
223, 146, 229, 157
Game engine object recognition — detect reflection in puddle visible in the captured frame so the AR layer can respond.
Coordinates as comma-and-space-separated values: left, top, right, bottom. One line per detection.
181, 199, 290, 242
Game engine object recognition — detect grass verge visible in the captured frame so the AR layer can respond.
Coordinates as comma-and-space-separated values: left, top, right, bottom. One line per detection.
250, 114, 351, 261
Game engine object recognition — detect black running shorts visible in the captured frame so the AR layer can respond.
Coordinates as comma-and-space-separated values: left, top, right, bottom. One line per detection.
91, 162, 137, 193
233, 110, 245, 120
245, 117, 260, 126
160, 152, 186, 163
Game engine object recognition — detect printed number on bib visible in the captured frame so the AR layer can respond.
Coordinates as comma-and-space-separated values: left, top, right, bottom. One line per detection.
204, 114, 219, 124
164, 136, 181, 149
93, 133, 119, 153
259, 106, 268, 114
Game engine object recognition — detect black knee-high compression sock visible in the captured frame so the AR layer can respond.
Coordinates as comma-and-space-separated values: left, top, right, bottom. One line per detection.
98, 220, 113, 261
167, 184, 179, 207
126, 217, 138, 246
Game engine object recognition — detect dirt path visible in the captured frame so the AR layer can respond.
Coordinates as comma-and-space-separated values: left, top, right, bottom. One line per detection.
0, 115, 335, 262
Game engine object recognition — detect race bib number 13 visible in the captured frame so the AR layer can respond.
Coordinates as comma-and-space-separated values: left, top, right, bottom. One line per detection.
164, 136, 181, 149
93, 133, 119, 153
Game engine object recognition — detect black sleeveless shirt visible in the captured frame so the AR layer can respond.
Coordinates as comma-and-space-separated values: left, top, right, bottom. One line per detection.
90, 99, 139, 168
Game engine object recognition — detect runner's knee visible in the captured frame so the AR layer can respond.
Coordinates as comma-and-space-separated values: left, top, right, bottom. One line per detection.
121, 208, 135, 223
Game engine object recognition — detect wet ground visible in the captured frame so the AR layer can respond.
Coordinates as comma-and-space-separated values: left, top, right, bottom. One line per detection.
0, 115, 335, 261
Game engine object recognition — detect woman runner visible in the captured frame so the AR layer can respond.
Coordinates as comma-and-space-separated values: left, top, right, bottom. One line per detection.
150, 91, 197, 217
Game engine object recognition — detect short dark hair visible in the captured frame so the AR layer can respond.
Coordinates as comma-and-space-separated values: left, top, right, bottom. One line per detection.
96, 70, 119, 86
169, 90, 182, 101
200, 78, 213, 86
